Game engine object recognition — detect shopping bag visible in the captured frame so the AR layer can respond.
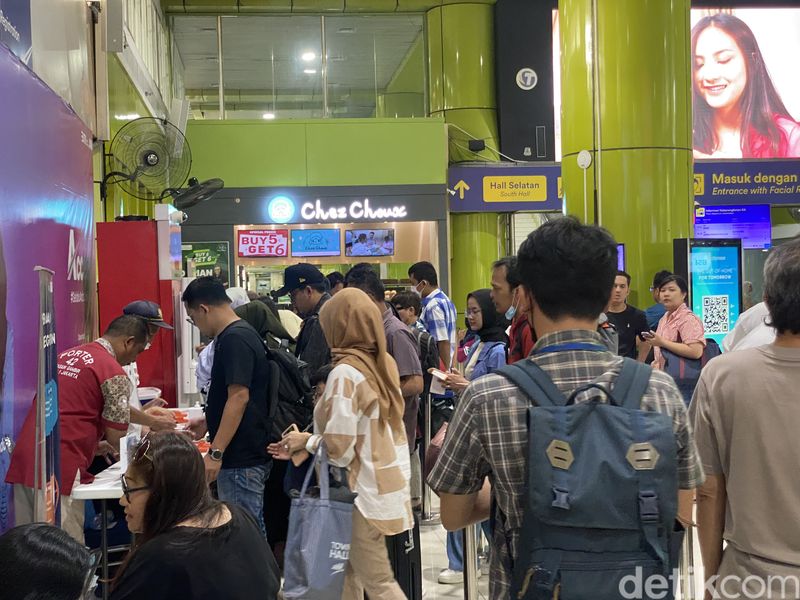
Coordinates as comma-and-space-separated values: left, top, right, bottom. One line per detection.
283, 442, 355, 600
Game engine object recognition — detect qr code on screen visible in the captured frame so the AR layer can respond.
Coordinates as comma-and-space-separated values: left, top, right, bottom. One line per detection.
703, 295, 729, 335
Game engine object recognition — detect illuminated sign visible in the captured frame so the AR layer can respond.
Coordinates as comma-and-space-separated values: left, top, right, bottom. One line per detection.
299, 198, 407, 222
267, 196, 295, 223
238, 229, 289, 257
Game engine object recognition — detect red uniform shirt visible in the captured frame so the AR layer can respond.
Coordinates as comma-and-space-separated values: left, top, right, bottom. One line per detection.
6, 340, 131, 495
508, 313, 536, 365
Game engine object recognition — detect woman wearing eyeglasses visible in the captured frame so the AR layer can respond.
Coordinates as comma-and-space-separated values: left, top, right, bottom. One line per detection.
111, 432, 280, 600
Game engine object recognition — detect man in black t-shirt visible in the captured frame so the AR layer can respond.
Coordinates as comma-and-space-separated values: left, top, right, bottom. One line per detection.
183, 277, 271, 536
605, 270, 649, 359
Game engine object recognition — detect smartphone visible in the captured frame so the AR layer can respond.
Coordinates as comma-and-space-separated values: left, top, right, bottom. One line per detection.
282, 424, 299, 437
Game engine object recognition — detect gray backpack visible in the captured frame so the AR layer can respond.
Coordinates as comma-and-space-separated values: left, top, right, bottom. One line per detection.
499, 358, 680, 600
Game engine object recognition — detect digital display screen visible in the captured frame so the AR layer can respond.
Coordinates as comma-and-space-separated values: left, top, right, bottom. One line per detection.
238, 230, 289, 258
617, 243, 625, 272
690, 241, 742, 345
694, 204, 772, 250
553, 9, 800, 160
344, 229, 395, 257
290, 229, 341, 257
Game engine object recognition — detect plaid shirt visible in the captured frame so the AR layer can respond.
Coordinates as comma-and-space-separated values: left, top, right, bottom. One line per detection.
428, 329, 705, 599
420, 288, 457, 358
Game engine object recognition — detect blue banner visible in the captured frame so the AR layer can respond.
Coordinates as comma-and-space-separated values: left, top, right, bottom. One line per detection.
448, 165, 563, 212
449, 160, 799, 213
693, 160, 800, 206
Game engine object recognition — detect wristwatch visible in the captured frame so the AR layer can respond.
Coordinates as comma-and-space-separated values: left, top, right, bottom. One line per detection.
209, 448, 224, 461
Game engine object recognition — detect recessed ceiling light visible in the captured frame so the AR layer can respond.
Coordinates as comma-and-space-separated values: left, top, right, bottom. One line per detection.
304, 69, 317, 74
262, 113, 275, 120
301, 51, 316, 62
338, 27, 355, 34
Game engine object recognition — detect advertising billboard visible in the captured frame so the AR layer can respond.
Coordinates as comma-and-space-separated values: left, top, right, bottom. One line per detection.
238, 230, 289, 258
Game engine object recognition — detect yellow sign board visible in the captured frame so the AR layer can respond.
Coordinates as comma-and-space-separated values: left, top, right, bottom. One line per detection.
483, 176, 547, 202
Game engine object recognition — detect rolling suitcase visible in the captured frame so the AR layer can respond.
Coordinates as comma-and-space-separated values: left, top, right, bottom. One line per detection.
386, 512, 423, 600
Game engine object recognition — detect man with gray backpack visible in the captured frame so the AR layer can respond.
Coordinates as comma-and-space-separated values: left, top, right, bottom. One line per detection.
429, 217, 705, 599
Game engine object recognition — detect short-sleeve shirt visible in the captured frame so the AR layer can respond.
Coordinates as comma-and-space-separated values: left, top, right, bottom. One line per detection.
6, 339, 131, 495
207, 320, 270, 469
689, 344, 800, 566
428, 329, 705, 599
606, 304, 649, 358
653, 304, 706, 370
420, 288, 458, 362
382, 309, 423, 449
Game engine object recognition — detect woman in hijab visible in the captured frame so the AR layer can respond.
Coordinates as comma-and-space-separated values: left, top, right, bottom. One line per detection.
437, 289, 507, 584
442, 288, 508, 393
280, 288, 411, 600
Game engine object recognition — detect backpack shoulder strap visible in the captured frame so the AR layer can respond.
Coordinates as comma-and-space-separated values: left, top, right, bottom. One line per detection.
497, 360, 567, 407
612, 358, 653, 410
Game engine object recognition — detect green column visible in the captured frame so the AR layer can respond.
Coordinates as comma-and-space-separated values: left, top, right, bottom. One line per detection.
559, 0, 693, 307
450, 213, 501, 315
427, 2, 500, 307
426, 3, 498, 162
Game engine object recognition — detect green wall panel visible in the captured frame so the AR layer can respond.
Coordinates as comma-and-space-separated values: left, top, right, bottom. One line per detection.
188, 121, 309, 187
305, 120, 447, 186
186, 119, 447, 188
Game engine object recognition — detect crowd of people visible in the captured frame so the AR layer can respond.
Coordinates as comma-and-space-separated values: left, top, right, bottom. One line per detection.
2, 219, 799, 600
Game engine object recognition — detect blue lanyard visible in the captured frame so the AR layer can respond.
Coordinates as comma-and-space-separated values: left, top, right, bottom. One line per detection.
536, 342, 607, 354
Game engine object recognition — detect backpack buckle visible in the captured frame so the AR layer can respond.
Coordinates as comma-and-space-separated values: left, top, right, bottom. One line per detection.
639, 491, 660, 522
551, 486, 571, 510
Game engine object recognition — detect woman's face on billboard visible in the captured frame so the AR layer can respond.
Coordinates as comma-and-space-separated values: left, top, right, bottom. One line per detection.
694, 26, 747, 112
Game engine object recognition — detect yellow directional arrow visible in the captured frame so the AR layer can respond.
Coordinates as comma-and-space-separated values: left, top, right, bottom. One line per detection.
454, 180, 470, 200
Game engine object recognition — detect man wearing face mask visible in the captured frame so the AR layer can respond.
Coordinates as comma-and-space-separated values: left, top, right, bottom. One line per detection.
408, 262, 457, 370
491, 257, 535, 364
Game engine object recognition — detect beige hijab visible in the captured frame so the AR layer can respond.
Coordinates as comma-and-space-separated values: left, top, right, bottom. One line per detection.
319, 288, 404, 427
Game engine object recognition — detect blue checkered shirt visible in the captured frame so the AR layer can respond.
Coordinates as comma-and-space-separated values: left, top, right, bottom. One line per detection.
420, 288, 458, 361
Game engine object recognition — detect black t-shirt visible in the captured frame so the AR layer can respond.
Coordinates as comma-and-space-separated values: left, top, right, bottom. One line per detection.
605, 305, 648, 359
207, 320, 270, 468
110, 506, 280, 600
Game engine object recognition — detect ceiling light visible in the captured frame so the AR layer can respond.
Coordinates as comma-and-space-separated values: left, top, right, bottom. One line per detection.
304, 69, 317, 74
338, 27, 355, 34
114, 113, 141, 121
262, 113, 275, 120
301, 51, 316, 62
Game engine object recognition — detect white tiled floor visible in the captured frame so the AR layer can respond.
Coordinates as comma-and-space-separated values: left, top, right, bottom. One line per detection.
419, 497, 489, 600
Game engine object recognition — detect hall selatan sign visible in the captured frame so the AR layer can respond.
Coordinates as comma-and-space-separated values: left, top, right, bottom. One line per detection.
449, 160, 800, 212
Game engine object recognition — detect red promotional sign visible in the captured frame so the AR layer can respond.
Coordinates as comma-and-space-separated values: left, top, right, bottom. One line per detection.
238, 229, 289, 257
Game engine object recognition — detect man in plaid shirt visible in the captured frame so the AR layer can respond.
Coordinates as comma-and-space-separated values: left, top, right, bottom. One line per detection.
428, 218, 705, 599
408, 261, 458, 369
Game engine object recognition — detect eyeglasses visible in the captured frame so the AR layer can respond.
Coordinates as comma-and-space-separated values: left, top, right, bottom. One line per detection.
120, 473, 150, 503
133, 434, 153, 463
466, 308, 482, 316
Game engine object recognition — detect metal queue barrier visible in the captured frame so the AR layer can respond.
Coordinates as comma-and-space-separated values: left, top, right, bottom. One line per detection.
680, 524, 697, 600
463, 526, 480, 600
420, 393, 440, 526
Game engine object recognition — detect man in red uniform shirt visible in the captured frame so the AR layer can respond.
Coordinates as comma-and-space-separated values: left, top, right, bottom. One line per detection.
6, 315, 150, 542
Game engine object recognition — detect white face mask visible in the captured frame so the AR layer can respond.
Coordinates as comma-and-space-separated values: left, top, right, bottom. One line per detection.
504, 289, 519, 320
505, 303, 517, 321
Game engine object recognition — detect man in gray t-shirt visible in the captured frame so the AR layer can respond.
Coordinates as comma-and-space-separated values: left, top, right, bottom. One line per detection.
690, 238, 800, 599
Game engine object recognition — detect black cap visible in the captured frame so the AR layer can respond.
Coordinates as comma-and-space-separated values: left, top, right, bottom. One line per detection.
123, 300, 174, 330
273, 263, 326, 297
